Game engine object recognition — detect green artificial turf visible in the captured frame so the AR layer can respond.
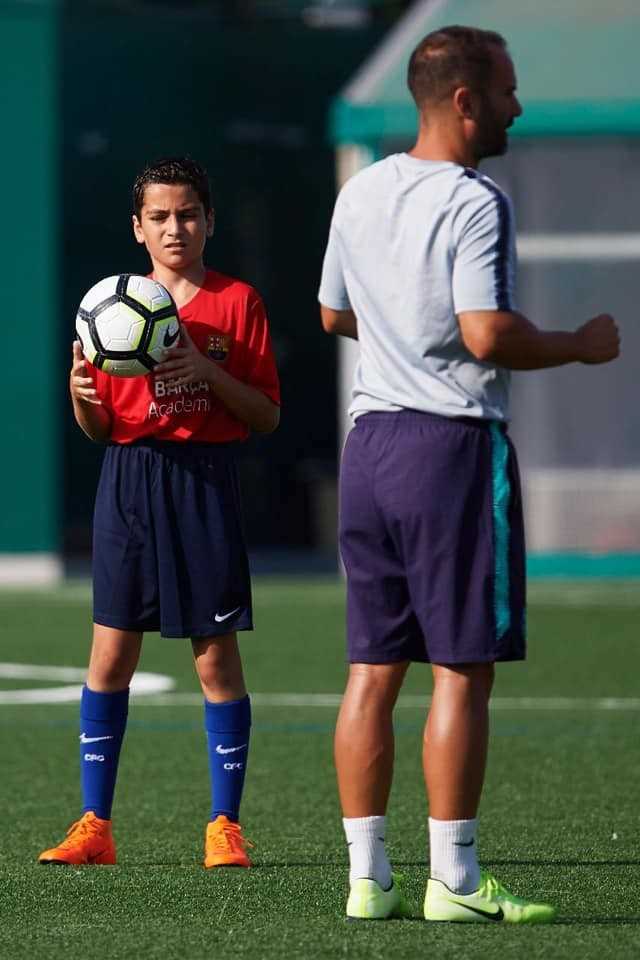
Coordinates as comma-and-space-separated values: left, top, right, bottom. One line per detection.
0, 578, 639, 958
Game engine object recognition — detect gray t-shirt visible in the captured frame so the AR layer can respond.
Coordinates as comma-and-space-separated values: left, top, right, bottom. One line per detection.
318, 153, 517, 422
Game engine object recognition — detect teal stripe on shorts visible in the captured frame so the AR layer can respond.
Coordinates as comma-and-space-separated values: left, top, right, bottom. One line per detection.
490, 423, 511, 639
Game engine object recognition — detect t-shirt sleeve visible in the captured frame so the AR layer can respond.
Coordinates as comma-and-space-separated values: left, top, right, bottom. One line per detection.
242, 292, 281, 405
452, 189, 517, 314
318, 216, 352, 311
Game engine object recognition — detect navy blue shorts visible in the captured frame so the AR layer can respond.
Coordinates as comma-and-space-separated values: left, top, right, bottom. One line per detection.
339, 411, 526, 665
92, 440, 252, 638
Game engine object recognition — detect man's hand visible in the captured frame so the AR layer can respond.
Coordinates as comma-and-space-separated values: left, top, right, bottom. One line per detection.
154, 324, 214, 384
70, 341, 102, 405
574, 314, 620, 364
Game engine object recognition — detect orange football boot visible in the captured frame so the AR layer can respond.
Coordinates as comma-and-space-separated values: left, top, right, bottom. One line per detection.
204, 815, 252, 868
38, 811, 116, 865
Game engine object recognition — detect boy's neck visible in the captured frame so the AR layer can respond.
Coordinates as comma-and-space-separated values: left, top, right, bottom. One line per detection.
149, 261, 207, 308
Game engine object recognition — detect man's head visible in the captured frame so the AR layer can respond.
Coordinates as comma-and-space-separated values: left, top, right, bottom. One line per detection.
407, 26, 521, 160
132, 157, 214, 271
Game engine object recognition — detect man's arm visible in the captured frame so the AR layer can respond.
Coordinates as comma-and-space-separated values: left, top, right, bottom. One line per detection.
457, 310, 620, 370
320, 305, 358, 340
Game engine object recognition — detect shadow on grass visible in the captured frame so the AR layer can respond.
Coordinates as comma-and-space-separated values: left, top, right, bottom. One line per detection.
388, 859, 640, 868
556, 918, 640, 925
485, 859, 640, 868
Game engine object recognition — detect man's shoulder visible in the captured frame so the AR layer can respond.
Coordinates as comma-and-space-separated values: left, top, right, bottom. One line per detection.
460, 169, 511, 206
337, 156, 396, 199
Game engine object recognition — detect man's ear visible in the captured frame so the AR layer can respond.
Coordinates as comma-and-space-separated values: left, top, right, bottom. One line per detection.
132, 214, 146, 245
452, 86, 475, 120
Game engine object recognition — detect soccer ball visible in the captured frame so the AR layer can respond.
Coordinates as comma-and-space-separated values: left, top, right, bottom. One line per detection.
75, 274, 180, 377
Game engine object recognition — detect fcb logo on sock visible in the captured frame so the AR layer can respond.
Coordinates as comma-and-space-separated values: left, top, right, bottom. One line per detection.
207, 333, 231, 363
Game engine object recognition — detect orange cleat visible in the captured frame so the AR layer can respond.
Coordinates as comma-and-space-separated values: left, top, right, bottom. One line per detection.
38, 811, 116, 866
204, 815, 252, 868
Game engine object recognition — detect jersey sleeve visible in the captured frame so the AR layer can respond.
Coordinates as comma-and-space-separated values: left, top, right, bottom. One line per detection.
318, 215, 352, 311
242, 292, 280, 405
452, 188, 517, 314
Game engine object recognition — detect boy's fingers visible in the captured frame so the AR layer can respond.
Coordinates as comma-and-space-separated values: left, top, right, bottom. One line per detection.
155, 363, 184, 375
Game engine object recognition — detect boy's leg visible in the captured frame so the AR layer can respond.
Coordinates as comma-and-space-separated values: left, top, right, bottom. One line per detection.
423, 663, 493, 894
39, 625, 141, 865
193, 633, 252, 868
82, 625, 141, 818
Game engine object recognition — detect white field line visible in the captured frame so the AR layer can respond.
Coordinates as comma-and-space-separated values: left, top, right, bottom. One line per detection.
0, 664, 638, 710
130, 692, 640, 711
0, 663, 173, 704
1, 581, 640, 608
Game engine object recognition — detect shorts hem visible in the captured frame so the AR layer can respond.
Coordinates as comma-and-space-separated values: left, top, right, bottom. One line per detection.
164, 620, 253, 639
93, 612, 159, 634
347, 650, 526, 665
93, 612, 253, 638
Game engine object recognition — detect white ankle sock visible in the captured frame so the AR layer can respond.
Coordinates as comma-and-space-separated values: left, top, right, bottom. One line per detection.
428, 817, 480, 895
343, 815, 392, 889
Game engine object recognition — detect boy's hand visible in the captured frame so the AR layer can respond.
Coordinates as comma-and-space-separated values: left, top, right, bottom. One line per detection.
153, 324, 216, 385
70, 341, 102, 405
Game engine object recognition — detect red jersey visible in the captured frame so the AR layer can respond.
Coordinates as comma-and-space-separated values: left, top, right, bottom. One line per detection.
91, 270, 280, 444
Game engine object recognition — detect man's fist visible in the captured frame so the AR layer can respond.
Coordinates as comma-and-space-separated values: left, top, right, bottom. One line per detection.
575, 314, 620, 364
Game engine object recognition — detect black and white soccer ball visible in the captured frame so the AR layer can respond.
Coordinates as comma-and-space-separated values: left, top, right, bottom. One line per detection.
75, 274, 180, 377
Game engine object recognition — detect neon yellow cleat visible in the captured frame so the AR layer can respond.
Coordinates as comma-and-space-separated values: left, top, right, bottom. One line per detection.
346, 872, 415, 920
424, 870, 556, 924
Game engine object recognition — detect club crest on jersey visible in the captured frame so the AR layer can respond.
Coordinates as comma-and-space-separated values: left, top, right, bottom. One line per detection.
207, 333, 231, 363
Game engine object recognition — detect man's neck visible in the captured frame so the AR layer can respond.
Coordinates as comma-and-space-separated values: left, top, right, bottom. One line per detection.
407, 127, 478, 170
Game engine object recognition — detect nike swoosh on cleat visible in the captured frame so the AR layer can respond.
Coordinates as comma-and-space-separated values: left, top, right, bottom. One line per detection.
216, 743, 247, 755
79, 733, 114, 744
453, 839, 475, 847
458, 904, 504, 922
163, 326, 180, 348
214, 607, 242, 623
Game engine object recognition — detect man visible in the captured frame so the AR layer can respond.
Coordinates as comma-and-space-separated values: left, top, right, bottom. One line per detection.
318, 26, 619, 923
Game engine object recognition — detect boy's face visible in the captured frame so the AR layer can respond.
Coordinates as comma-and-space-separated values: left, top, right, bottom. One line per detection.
132, 183, 214, 270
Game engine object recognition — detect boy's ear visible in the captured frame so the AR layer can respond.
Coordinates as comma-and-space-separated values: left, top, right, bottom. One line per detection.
132, 214, 146, 245
206, 210, 215, 238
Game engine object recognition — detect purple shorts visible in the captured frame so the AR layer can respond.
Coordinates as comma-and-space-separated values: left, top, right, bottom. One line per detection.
339, 411, 526, 665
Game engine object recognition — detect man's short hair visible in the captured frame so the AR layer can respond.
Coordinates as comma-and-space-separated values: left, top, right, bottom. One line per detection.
407, 25, 507, 110
133, 157, 212, 216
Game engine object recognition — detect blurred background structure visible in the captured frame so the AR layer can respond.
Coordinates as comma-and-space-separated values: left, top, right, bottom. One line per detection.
334, 0, 640, 574
2, 0, 639, 582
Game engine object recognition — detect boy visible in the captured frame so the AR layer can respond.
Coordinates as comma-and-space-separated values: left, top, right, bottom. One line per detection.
39, 157, 280, 868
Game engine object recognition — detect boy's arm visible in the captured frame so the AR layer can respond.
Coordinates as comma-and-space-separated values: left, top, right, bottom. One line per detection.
70, 341, 112, 442
154, 326, 279, 434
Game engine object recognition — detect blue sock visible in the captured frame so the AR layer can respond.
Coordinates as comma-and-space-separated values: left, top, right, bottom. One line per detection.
80, 685, 129, 820
204, 695, 251, 822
